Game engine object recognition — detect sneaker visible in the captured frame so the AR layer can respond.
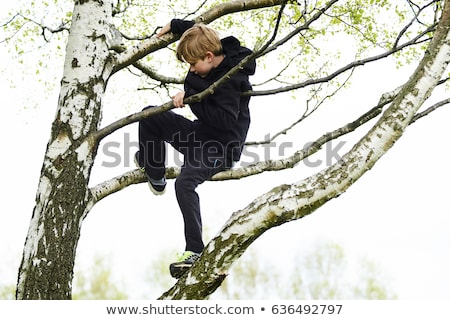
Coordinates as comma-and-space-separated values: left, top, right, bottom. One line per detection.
169, 251, 201, 279
134, 151, 166, 195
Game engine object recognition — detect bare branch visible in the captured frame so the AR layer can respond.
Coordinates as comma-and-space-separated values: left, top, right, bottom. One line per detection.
182, 0, 210, 18
0, 14, 28, 43
16, 13, 70, 42
394, 0, 439, 48
411, 96, 450, 124
0, 13, 20, 27
251, 53, 301, 86
130, 59, 184, 84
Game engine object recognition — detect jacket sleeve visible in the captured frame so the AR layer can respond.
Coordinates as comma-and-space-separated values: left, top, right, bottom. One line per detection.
170, 19, 195, 35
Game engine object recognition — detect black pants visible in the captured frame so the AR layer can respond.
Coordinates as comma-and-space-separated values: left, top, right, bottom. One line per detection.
138, 106, 230, 253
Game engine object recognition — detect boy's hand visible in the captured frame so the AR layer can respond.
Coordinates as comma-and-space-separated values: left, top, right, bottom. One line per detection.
157, 22, 171, 37
172, 91, 186, 108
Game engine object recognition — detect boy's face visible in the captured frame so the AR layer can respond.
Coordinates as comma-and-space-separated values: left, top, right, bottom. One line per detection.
188, 52, 215, 78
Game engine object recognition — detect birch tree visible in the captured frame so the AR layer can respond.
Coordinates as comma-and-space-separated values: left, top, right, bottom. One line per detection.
2, 0, 448, 299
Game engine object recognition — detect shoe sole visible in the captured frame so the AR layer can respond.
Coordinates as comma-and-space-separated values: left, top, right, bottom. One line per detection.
169, 264, 192, 279
134, 154, 166, 196
147, 181, 166, 196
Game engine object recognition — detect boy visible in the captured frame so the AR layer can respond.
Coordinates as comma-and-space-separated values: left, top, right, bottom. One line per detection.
135, 19, 256, 278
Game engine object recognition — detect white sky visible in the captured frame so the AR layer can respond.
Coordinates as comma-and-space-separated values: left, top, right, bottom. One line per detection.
1, 1, 450, 300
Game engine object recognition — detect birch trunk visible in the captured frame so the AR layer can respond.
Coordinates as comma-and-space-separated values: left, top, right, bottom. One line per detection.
16, 0, 114, 299
160, 0, 450, 299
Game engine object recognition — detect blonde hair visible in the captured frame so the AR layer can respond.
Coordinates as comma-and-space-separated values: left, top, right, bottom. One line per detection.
176, 24, 223, 64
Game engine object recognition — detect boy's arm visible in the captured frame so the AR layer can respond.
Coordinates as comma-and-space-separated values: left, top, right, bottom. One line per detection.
170, 19, 195, 34
157, 19, 195, 37
172, 91, 186, 108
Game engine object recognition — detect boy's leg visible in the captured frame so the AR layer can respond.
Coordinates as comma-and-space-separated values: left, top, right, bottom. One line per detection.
175, 166, 210, 253
170, 147, 229, 278
175, 143, 229, 254
138, 106, 194, 180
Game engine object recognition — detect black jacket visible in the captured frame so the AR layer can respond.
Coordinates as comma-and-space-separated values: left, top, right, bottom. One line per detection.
171, 19, 256, 162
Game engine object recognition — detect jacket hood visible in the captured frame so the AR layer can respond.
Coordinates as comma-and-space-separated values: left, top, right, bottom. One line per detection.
220, 36, 256, 76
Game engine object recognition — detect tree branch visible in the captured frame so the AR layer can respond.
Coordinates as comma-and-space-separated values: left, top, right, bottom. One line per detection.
394, 0, 439, 48
411, 96, 450, 124
15, 13, 70, 42
131, 60, 184, 84
0, 13, 69, 44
